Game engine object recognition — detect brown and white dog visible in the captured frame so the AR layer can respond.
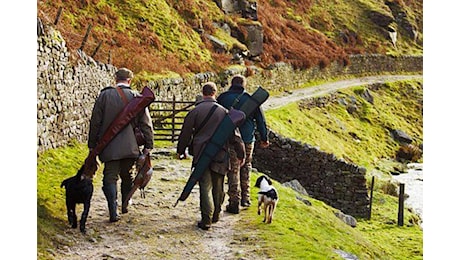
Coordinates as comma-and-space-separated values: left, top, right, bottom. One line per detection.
255, 175, 279, 224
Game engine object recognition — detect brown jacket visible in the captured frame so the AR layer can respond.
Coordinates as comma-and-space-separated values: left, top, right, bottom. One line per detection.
177, 97, 245, 174
88, 85, 153, 162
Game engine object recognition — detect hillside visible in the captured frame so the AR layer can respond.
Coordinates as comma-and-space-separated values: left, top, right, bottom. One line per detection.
37, 0, 422, 80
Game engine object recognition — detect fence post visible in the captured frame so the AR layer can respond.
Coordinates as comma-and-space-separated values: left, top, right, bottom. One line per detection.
368, 176, 375, 220
54, 7, 63, 25
79, 24, 92, 51
397, 183, 405, 226
107, 50, 112, 64
172, 95, 176, 142
91, 40, 103, 58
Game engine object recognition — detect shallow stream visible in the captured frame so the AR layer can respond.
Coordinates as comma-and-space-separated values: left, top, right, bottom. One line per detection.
392, 163, 423, 227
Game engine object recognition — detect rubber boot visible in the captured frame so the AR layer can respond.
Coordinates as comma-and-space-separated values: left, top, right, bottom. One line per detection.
121, 181, 132, 214
102, 184, 120, 222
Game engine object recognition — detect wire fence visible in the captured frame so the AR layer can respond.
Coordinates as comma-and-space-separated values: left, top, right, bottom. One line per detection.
38, 7, 113, 64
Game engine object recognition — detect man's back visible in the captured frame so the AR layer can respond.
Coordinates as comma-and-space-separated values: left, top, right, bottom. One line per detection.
217, 88, 268, 143
177, 97, 227, 164
88, 86, 141, 162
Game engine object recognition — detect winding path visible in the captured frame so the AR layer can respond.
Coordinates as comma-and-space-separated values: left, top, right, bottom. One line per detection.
262, 74, 423, 111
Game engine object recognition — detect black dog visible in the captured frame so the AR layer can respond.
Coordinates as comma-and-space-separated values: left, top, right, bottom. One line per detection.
60, 166, 94, 233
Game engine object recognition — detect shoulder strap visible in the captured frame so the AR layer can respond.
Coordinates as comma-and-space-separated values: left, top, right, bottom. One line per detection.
116, 87, 129, 105
116, 87, 139, 127
231, 92, 246, 109
194, 104, 218, 136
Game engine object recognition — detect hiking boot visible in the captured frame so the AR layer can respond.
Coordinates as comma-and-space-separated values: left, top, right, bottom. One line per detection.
241, 200, 251, 207
110, 215, 121, 222
121, 199, 132, 214
197, 221, 211, 230
226, 203, 240, 214
103, 184, 120, 222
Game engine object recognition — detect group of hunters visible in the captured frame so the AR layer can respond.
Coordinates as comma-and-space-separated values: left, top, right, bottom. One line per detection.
88, 68, 270, 230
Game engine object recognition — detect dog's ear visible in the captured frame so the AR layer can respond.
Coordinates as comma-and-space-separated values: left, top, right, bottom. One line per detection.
265, 176, 272, 185
255, 176, 262, 188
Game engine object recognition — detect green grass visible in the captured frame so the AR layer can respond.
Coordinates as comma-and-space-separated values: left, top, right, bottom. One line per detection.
37, 140, 103, 258
243, 79, 423, 258
239, 171, 422, 259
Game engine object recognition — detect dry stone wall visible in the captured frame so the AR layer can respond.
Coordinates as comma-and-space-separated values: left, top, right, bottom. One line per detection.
252, 131, 370, 218
148, 53, 422, 103
37, 25, 117, 152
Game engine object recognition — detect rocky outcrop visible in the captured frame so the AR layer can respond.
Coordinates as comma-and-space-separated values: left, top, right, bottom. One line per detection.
368, 10, 394, 28
386, 0, 419, 40
214, 0, 258, 19
241, 22, 263, 57
368, 1, 420, 44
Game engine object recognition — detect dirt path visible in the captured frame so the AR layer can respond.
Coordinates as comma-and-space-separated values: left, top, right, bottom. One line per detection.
54, 149, 264, 260
262, 75, 423, 111
52, 74, 422, 259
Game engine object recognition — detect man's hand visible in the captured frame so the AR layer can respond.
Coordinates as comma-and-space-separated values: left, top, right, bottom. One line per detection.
260, 140, 270, 148
238, 158, 245, 167
142, 148, 151, 155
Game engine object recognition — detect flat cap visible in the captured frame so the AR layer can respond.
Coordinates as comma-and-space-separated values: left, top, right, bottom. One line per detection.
115, 68, 134, 80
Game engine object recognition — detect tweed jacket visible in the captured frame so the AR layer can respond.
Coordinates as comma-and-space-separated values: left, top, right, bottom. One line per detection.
88, 85, 154, 162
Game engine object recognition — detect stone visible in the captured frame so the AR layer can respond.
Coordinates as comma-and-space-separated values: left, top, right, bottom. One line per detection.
243, 23, 263, 57
283, 179, 309, 196
205, 34, 227, 52
334, 211, 357, 227
391, 129, 413, 144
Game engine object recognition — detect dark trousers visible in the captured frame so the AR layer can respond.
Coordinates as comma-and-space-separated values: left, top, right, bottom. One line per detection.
102, 158, 136, 202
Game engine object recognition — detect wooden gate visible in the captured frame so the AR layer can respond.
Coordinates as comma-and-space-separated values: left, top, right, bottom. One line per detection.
150, 95, 195, 142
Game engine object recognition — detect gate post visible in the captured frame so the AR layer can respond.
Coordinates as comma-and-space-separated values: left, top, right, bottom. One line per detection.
172, 95, 176, 142
368, 176, 375, 220
398, 183, 405, 226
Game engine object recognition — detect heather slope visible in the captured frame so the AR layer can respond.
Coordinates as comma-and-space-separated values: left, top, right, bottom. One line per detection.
37, 0, 422, 79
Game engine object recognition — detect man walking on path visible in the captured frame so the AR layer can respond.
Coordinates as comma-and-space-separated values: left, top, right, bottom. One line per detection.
217, 74, 270, 214
88, 68, 154, 222
177, 82, 245, 230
